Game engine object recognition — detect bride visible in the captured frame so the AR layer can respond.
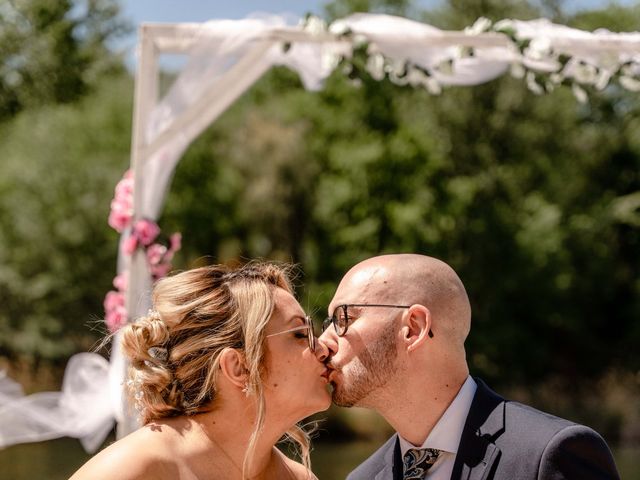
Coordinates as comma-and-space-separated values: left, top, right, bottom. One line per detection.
70, 262, 330, 480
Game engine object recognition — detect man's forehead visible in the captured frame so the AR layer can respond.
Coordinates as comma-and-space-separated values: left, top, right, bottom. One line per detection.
330, 265, 388, 310
349, 266, 382, 285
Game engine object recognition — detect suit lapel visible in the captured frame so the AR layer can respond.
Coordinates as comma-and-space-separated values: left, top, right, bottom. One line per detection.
464, 442, 501, 480
451, 378, 505, 480
374, 435, 402, 480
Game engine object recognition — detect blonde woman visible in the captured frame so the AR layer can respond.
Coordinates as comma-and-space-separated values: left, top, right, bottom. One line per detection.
70, 262, 331, 480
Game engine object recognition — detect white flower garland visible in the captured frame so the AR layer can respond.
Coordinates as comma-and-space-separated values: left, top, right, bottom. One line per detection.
301, 15, 640, 102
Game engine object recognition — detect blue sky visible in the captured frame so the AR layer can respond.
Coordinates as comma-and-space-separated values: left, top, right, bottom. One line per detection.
115, 0, 440, 68
119, 0, 624, 24
119, 0, 632, 25
120, 0, 329, 23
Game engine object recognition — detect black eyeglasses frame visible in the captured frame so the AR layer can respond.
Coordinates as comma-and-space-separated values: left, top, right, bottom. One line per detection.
323, 304, 434, 338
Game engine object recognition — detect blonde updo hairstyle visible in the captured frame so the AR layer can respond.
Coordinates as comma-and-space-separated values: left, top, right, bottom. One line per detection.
120, 262, 312, 475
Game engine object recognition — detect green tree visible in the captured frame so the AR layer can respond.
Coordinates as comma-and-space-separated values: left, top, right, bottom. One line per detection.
0, 73, 133, 361
0, 0, 128, 121
162, 0, 639, 389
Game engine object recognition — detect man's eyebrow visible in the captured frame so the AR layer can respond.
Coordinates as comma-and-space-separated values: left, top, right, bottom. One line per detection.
345, 305, 363, 313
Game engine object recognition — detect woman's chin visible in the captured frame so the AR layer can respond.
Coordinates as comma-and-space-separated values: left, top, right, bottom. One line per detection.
313, 388, 333, 412
319, 397, 332, 412
301, 389, 332, 417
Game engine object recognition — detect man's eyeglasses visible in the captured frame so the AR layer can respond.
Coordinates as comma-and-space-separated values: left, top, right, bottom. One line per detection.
266, 315, 316, 352
323, 304, 434, 338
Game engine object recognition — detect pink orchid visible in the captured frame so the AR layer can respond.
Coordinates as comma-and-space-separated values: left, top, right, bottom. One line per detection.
108, 208, 132, 233
110, 197, 132, 213
106, 305, 128, 333
161, 232, 182, 263
146, 243, 167, 265
103, 291, 125, 311
150, 262, 172, 279
169, 233, 182, 252
104, 168, 184, 332
122, 234, 138, 255
108, 170, 135, 233
113, 272, 128, 292
134, 219, 161, 246
115, 176, 134, 200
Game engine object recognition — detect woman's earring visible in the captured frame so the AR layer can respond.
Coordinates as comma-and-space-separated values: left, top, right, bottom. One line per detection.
242, 383, 250, 396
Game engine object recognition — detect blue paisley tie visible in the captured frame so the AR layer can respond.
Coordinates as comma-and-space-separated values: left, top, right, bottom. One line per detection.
402, 448, 441, 479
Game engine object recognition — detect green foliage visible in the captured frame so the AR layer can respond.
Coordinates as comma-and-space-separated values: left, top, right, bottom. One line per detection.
0, 0, 130, 360
0, 0, 129, 121
422, 0, 538, 29
570, 2, 640, 32
0, 73, 133, 359
324, 0, 416, 22
0, 0, 638, 394
162, 0, 640, 387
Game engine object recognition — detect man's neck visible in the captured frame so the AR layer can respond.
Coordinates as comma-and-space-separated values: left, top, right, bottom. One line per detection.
374, 373, 469, 446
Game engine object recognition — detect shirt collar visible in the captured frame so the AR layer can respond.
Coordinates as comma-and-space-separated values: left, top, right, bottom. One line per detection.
399, 376, 477, 456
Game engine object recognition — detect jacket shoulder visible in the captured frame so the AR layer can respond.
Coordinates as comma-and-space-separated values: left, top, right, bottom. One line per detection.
539, 424, 620, 479
466, 379, 619, 478
346, 435, 397, 480
498, 400, 618, 478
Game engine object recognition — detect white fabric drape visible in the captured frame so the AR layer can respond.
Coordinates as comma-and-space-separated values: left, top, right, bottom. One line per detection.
0, 12, 638, 452
0, 353, 117, 452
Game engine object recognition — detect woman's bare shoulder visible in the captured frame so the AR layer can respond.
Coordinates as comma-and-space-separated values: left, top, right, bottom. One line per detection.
278, 451, 319, 480
69, 425, 178, 480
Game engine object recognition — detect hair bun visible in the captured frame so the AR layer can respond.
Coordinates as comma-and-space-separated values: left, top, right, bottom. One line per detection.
147, 346, 169, 364
120, 309, 182, 420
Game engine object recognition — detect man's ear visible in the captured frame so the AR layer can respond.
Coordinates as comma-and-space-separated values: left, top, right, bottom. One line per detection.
219, 347, 248, 389
402, 305, 432, 353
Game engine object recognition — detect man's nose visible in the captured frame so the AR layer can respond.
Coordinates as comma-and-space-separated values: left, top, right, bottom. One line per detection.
313, 336, 330, 362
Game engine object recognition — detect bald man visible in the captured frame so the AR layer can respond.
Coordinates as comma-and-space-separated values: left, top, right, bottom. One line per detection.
318, 254, 619, 480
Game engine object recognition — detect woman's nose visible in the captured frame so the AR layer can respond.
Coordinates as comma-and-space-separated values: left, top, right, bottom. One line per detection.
317, 328, 338, 359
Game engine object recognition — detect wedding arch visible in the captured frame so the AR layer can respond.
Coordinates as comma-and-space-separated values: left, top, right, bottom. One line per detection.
0, 12, 638, 452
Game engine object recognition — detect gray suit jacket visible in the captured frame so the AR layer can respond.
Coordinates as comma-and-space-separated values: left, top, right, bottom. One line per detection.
346, 379, 619, 480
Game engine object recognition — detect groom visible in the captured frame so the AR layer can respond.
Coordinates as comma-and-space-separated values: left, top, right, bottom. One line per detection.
318, 254, 619, 480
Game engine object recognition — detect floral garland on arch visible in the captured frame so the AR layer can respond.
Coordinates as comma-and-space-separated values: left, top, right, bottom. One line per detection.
301, 15, 640, 102
104, 170, 182, 333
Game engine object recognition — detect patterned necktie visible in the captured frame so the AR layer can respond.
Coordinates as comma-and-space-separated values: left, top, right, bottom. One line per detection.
402, 447, 441, 479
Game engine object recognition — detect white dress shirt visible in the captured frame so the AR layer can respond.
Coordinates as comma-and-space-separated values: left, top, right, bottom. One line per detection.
398, 376, 477, 480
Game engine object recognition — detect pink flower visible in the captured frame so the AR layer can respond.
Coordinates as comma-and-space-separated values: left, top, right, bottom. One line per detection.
150, 262, 172, 279
103, 291, 125, 311
113, 272, 128, 292
110, 197, 132, 213
107, 170, 135, 233
115, 177, 134, 200
169, 233, 182, 252
146, 243, 167, 265
134, 220, 160, 246
106, 305, 128, 333
122, 235, 138, 255
161, 233, 182, 263
108, 208, 132, 233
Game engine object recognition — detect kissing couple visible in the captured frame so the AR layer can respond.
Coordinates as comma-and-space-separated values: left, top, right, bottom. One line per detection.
71, 254, 619, 480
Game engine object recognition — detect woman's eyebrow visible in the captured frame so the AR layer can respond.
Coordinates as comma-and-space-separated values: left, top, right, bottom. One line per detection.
286, 314, 307, 324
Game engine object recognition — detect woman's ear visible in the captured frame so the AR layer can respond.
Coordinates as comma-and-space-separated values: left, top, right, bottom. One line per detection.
219, 347, 248, 389
402, 305, 432, 353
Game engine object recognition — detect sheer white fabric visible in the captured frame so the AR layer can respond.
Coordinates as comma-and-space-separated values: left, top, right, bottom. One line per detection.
137, 13, 640, 228
1, 13, 638, 451
0, 353, 118, 452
